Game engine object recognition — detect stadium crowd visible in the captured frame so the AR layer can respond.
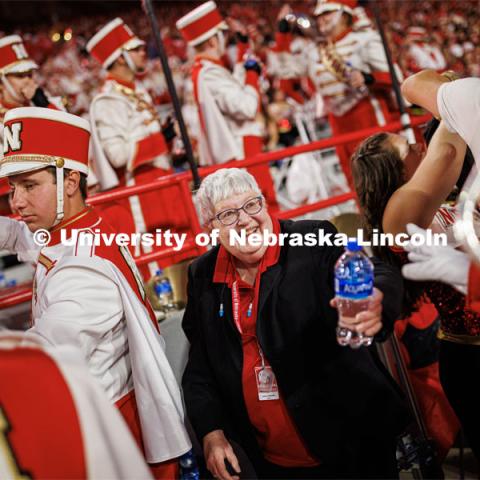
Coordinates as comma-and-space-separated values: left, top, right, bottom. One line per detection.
1, 0, 480, 479
2, 1, 480, 140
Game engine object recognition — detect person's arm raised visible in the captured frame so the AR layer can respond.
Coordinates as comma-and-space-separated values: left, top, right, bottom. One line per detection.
401, 69, 452, 119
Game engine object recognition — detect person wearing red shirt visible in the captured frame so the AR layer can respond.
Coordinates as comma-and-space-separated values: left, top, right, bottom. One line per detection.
182, 167, 408, 479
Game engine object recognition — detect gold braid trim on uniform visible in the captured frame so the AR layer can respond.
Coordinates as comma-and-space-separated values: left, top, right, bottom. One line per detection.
113, 83, 159, 126
0, 154, 65, 167
37, 253, 57, 275
318, 41, 351, 84
438, 327, 480, 346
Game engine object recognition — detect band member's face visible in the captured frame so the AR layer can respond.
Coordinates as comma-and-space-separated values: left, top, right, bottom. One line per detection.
128, 45, 147, 72
3, 71, 35, 104
211, 190, 273, 267
8, 169, 58, 232
316, 10, 343, 37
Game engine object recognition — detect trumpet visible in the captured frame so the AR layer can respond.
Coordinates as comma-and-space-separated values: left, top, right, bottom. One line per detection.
282, 11, 318, 39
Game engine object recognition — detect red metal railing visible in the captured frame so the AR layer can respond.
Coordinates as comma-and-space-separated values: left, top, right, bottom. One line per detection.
0, 114, 431, 309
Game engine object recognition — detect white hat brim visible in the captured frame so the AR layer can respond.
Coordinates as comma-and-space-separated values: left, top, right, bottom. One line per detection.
0, 159, 89, 178
103, 36, 145, 68
2, 60, 39, 75
0, 162, 51, 178
188, 21, 228, 46
314, 3, 353, 16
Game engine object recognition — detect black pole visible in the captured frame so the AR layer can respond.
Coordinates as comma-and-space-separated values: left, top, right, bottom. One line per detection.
369, 1, 416, 144
141, 0, 201, 189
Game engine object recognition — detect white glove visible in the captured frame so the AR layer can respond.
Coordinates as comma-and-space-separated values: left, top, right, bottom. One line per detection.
401, 223, 470, 295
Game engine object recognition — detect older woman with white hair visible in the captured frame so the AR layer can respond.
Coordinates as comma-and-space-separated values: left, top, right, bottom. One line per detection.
182, 168, 408, 480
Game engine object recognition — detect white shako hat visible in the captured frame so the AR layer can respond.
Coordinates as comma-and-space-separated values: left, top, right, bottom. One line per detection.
0, 35, 38, 75
1, 107, 90, 222
314, 0, 357, 17
86, 17, 145, 69
176, 1, 228, 47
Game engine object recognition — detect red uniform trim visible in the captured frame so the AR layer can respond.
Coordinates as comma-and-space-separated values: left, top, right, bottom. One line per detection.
106, 73, 136, 90
275, 31, 292, 52
372, 71, 392, 86
115, 390, 179, 479
236, 40, 249, 62
192, 57, 234, 163
48, 207, 160, 331
279, 78, 305, 104
49, 207, 95, 246
245, 70, 260, 90
333, 27, 353, 43
132, 132, 168, 171
0, 347, 87, 479
193, 54, 224, 67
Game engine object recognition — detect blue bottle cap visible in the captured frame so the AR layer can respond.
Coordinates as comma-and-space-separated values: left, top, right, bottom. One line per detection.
347, 239, 361, 252
155, 268, 164, 276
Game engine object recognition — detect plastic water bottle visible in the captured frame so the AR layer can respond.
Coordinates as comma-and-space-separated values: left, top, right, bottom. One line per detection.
153, 269, 175, 311
179, 449, 200, 480
334, 239, 374, 349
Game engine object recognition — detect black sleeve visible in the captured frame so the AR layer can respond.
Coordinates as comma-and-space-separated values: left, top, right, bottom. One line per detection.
361, 71, 375, 85
235, 31, 249, 44
31, 87, 50, 107
314, 221, 344, 292
371, 257, 403, 342
181, 265, 228, 441
277, 18, 290, 33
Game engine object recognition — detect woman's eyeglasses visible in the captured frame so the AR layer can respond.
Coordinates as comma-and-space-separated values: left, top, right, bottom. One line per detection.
213, 196, 263, 226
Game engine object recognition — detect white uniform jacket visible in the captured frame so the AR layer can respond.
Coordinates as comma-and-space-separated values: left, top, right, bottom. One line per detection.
0, 208, 191, 463
90, 78, 170, 191
0, 332, 153, 479
407, 42, 447, 72
276, 29, 397, 119
193, 57, 263, 165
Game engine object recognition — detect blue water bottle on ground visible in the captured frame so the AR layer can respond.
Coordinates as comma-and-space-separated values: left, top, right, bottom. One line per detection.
334, 239, 374, 349
153, 269, 175, 311
179, 449, 200, 480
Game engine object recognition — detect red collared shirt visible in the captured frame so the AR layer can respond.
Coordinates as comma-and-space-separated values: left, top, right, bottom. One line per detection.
213, 218, 319, 467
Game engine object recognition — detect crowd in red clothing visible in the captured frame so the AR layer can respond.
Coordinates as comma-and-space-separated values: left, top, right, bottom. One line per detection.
2, 1, 480, 477
2, 1, 478, 130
